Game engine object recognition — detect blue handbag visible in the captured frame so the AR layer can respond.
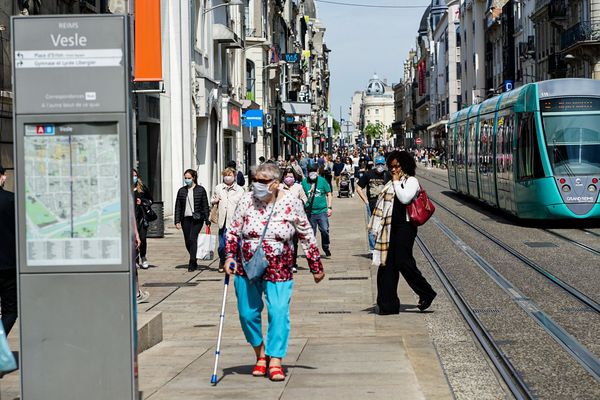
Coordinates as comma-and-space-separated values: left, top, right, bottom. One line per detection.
0, 324, 16, 373
243, 201, 276, 283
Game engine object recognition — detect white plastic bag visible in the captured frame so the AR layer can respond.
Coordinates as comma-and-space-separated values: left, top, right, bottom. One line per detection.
197, 226, 217, 260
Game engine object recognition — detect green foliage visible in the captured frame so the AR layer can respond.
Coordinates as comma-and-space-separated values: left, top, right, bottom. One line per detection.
363, 122, 384, 138
332, 119, 341, 134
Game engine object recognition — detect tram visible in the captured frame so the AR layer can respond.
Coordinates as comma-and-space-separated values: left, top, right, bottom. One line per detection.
447, 78, 600, 219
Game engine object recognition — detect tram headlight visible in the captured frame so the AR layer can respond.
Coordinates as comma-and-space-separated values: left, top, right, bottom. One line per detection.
562, 184, 571, 192
588, 184, 597, 192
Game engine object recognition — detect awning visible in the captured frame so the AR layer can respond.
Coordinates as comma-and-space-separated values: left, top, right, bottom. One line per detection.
427, 119, 448, 131
280, 130, 303, 147
282, 101, 311, 116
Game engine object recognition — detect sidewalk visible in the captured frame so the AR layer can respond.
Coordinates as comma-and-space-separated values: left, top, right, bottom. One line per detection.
137, 194, 453, 399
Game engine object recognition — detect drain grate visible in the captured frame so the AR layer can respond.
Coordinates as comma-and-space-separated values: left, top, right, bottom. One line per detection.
319, 311, 351, 314
142, 282, 198, 288
329, 277, 369, 281
560, 307, 594, 313
472, 308, 501, 314
524, 241, 558, 248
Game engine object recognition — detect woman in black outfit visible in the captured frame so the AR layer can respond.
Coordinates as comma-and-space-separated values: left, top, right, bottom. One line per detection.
133, 169, 153, 269
174, 169, 210, 271
377, 151, 437, 314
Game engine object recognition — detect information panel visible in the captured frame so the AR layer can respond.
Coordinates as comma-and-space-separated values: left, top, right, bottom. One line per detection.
23, 122, 121, 266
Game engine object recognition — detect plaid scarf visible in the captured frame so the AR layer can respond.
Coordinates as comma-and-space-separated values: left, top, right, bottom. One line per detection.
367, 181, 395, 266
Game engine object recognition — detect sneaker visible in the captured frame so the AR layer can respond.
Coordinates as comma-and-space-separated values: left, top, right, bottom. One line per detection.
292, 266, 298, 273
140, 257, 149, 269
324, 249, 331, 257
218, 266, 225, 273
188, 263, 197, 272
136, 290, 150, 304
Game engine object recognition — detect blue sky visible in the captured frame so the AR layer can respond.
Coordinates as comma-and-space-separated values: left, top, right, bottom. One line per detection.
315, 0, 431, 121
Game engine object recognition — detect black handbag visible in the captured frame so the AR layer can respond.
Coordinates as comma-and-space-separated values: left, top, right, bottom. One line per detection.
141, 199, 158, 222
305, 183, 317, 218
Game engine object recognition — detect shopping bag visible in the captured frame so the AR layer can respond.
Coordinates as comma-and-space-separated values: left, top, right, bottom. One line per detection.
197, 226, 217, 260
0, 324, 16, 373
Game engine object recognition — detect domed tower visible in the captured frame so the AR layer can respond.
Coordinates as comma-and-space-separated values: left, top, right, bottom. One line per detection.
366, 74, 387, 96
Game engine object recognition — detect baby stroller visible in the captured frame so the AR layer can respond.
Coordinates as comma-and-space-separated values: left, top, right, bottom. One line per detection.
338, 172, 351, 198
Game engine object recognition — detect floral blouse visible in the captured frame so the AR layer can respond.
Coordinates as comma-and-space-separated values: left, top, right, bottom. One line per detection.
225, 192, 323, 282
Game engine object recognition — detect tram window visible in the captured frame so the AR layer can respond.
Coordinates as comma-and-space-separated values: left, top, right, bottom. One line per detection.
517, 113, 544, 180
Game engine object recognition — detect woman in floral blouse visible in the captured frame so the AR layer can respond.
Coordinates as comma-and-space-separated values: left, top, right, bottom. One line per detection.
225, 163, 325, 382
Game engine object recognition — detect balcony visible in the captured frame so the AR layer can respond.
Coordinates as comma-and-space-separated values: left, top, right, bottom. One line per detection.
547, 54, 567, 76
561, 21, 600, 51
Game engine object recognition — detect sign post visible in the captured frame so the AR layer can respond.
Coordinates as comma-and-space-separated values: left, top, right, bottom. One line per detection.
12, 15, 137, 400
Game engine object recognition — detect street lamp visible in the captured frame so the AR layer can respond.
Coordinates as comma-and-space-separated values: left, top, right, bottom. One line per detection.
203, 0, 243, 15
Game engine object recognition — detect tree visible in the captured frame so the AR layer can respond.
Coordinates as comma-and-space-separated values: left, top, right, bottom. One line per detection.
363, 122, 384, 139
332, 119, 341, 135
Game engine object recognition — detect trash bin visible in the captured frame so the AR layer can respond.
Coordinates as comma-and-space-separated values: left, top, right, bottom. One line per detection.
147, 201, 165, 238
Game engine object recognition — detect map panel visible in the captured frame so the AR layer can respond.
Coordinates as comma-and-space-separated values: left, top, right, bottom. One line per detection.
24, 127, 121, 266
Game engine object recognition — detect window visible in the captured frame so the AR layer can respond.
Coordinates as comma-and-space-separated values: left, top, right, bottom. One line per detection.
375, 109, 379, 114
246, 60, 256, 100
457, 62, 462, 80
518, 113, 545, 179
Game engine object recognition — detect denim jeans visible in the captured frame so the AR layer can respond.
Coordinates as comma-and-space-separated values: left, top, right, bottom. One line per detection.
309, 212, 330, 251
365, 204, 375, 251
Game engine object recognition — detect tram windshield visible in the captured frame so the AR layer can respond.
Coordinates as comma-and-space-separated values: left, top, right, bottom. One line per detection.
542, 114, 600, 176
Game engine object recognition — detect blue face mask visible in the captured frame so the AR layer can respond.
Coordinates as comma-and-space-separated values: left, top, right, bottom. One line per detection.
184, 178, 193, 186
253, 182, 272, 200
133, 176, 138, 185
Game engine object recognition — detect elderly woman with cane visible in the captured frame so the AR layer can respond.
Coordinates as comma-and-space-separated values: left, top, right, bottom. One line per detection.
224, 163, 325, 382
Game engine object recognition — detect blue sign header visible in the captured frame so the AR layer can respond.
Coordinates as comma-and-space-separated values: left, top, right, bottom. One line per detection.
242, 109, 264, 128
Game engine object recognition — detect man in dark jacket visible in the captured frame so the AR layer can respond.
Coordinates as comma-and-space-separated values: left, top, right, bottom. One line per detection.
0, 166, 17, 334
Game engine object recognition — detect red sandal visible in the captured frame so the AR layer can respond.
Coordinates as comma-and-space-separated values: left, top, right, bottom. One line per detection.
252, 357, 269, 377
268, 365, 286, 382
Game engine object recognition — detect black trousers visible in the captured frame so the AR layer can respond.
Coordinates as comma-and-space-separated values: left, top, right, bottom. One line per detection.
182, 217, 204, 265
377, 223, 436, 314
138, 223, 148, 259
0, 270, 18, 335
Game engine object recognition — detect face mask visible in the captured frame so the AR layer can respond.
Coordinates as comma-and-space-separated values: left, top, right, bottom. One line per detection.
284, 176, 295, 186
223, 176, 235, 185
309, 172, 318, 181
376, 166, 384, 174
253, 182, 272, 200
184, 178, 193, 186
133, 176, 138, 185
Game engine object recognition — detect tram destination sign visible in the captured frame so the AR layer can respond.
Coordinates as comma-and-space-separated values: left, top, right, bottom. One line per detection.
12, 16, 127, 115
540, 97, 600, 112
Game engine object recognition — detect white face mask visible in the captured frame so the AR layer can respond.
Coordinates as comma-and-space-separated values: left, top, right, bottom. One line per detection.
223, 176, 235, 185
253, 182, 272, 200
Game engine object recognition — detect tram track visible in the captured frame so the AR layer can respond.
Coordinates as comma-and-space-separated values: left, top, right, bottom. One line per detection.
416, 237, 534, 400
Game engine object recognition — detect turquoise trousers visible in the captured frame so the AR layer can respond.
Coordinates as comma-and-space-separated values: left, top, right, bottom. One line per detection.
234, 276, 294, 358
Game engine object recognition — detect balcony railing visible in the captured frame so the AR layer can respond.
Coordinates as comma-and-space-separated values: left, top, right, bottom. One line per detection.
548, 0, 567, 20
561, 21, 600, 50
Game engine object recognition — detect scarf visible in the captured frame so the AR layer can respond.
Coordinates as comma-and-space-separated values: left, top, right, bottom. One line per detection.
367, 181, 395, 266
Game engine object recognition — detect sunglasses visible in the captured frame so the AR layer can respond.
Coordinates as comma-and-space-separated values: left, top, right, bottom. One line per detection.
253, 178, 274, 184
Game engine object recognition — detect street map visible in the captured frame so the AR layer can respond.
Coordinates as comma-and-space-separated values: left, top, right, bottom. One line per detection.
24, 131, 122, 266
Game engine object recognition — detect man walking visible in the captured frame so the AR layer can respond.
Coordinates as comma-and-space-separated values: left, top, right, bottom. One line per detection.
0, 166, 18, 335
356, 156, 390, 253
301, 164, 333, 257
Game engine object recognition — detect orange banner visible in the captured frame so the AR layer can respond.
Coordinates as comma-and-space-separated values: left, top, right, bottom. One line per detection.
134, 0, 162, 82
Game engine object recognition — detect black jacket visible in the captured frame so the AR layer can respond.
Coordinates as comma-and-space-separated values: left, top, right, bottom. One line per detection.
174, 184, 210, 225
0, 188, 16, 270
134, 184, 153, 226
236, 170, 245, 187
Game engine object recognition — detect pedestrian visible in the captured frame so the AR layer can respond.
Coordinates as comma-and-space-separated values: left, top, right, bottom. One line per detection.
368, 151, 437, 314
356, 155, 391, 253
132, 169, 153, 269
288, 155, 305, 180
298, 153, 309, 177
280, 168, 308, 273
0, 166, 17, 335
332, 156, 345, 190
342, 157, 355, 196
301, 164, 333, 257
224, 163, 325, 382
174, 169, 210, 271
211, 167, 245, 272
227, 160, 246, 187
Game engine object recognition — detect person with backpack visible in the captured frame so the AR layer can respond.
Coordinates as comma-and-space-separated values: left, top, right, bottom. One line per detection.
301, 164, 333, 257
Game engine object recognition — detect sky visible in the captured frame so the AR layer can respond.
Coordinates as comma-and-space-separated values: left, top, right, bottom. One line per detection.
314, 0, 431, 122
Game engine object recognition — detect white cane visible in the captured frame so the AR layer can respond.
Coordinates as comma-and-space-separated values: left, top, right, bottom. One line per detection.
211, 262, 235, 385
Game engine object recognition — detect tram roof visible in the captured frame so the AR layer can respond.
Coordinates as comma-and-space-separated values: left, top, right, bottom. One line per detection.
537, 78, 600, 99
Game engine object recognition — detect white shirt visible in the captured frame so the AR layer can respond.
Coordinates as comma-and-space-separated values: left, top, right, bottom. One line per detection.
212, 183, 245, 229
184, 187, 194, 217
393, 176, 420, 221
